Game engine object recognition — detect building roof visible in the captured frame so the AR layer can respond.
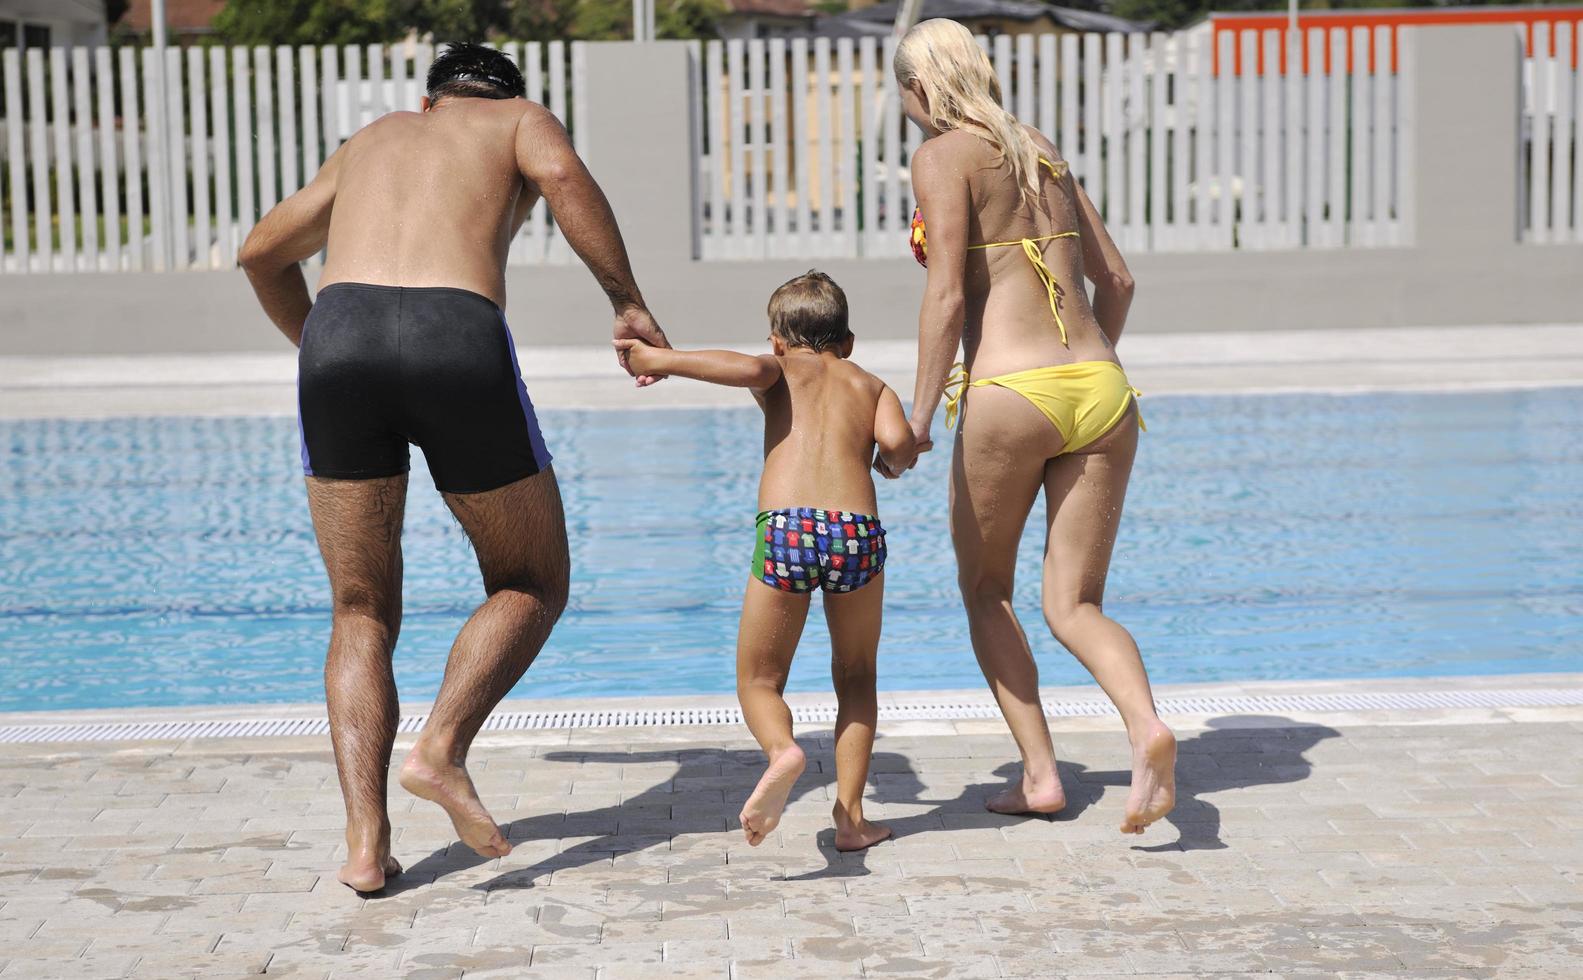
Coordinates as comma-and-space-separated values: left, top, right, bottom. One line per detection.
120, 0, 225, 33
839, 0, 1150, 33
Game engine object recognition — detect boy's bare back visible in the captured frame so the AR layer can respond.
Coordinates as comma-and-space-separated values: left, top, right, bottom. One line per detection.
755, 351, 892, 515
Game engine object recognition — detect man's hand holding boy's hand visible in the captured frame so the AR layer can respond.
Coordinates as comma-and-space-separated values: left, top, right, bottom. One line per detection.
613, 309, 670, 387
612, 336, 667, 382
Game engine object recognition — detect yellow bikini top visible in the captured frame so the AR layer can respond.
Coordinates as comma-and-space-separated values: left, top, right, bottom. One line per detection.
909, 156, 1081, 345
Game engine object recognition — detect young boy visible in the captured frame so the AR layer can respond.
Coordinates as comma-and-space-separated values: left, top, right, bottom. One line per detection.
614, 271, 916, 851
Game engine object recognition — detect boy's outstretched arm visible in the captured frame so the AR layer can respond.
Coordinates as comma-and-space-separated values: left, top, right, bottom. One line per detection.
613, 338, 782, 391
872, 385, 917, 479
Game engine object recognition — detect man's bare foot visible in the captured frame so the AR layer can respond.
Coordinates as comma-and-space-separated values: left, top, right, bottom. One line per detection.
399, 743, 512, 858
986, 771, 1067, 815
338, 851, 402, 893
738, 744, 806, 847
1121, 721, 1177, 835
832, 804, 892, 852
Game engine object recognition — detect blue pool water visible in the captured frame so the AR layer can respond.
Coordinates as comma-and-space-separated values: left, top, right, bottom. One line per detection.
2, 387, 1580, 712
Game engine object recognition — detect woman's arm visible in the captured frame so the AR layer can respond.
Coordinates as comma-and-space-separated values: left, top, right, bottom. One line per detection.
1072, 178, 1135, 346
612, 338, 782, 391
908, 141, 971, 456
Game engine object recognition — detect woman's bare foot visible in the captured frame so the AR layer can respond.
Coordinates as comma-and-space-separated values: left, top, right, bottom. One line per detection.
986, 770, 1067, 815
738, 744, 806, 846
832, 803, 892, 851
1121, 721, 1177, 835
399, 743, 512, 858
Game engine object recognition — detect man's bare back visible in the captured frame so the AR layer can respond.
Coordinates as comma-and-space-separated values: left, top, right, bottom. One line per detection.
318, 99, 550, 304
240, 61, 661, 369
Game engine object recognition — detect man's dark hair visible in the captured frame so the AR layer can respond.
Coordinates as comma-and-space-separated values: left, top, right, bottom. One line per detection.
426, 42, 526, 102
768, 270, 851, 353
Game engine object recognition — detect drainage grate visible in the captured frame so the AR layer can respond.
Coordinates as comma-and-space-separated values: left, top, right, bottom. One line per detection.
2, 687, 1579, 745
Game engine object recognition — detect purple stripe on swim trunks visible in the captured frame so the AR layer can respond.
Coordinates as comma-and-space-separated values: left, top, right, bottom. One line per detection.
499, 312, 553, 470
296, 373, 313, 476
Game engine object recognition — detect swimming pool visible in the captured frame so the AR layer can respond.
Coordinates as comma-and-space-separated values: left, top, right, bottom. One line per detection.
2, 387, 1580, 713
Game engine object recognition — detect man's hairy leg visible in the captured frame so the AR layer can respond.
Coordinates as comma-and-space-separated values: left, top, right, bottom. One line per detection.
398, 468, 570, 858
306, 475, 408, 893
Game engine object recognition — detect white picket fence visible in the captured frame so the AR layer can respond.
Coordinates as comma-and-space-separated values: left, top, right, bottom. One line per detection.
0, 40, 580, 273
697, 27, 1424, 259
1522, 19, 1583, 244
1, 28, 1576, 275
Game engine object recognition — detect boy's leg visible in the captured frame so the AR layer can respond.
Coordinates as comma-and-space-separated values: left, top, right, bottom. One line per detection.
823, 572, 892, 851
736, 579, 812, 846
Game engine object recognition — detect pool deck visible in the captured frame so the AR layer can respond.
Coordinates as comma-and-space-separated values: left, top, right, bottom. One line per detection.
4, 328, 1580, 976
2, 675, 1581, 978
2, 322, 1581, 418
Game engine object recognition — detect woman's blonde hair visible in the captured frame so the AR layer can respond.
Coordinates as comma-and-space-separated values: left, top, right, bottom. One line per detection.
894, 18, 1043, 205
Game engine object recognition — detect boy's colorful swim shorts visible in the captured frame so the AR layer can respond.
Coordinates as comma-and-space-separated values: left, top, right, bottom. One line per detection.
752, 507, 887, 594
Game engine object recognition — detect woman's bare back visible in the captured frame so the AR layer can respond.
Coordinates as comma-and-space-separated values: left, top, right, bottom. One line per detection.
942, 128, 1118, 377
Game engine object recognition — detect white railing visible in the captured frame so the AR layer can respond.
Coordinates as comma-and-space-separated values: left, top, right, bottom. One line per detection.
0, 40, 581, 274
8, 27, 1575, 276
1522, 19, 1583, 244
696, 27, 1413, 260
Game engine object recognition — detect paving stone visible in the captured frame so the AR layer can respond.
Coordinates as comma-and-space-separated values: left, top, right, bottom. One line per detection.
1, 716, 1580, 977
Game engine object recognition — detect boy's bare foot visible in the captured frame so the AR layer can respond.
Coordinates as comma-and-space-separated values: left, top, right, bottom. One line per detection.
986, 771, 1067, 815
739, 744, 806, 846
832, 804, 892, 851
399, 743, 512, 858
1121, 721, 1177, 834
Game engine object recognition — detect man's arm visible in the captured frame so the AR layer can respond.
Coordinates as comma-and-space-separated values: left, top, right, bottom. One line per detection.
612, 338, 782, 391
237, 144, 344, 347
515, 104, 670, 385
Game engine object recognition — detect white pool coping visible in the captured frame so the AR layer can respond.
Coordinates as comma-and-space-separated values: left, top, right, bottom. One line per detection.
3, 672, 1581, 744
3, 323, 1581, 419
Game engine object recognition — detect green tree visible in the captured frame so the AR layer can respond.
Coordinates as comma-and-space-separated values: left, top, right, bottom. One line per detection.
510, 0, 727, 41
213, 0, 407, 46
507, 0, 578, 40
217, 0, 725, 44
412, 0, 509, 39
657, 0, 729, 40
214, 0, 509, 45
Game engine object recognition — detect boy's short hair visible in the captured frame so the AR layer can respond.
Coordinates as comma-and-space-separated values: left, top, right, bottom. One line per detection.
767, 270, 851, 353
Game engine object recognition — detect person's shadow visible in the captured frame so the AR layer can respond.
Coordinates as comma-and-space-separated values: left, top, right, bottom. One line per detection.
379, 714, 1337, 893
1075, 715, 1341, 854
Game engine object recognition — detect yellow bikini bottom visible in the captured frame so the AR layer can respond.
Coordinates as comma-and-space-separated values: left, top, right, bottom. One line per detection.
944, 360, 1144, 454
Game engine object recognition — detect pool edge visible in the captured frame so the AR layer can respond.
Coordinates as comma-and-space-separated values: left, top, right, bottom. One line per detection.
4, 672, 1581, 745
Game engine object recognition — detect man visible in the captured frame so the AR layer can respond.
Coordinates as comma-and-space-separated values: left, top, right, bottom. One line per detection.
239, 42, 668, 893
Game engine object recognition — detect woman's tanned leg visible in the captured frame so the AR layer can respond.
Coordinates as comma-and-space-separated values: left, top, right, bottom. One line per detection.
950, 388, 1068, 814
1040, 410, 1175, 834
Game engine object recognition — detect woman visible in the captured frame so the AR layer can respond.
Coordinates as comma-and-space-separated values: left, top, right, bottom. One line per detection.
888, 19, 1175, 834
